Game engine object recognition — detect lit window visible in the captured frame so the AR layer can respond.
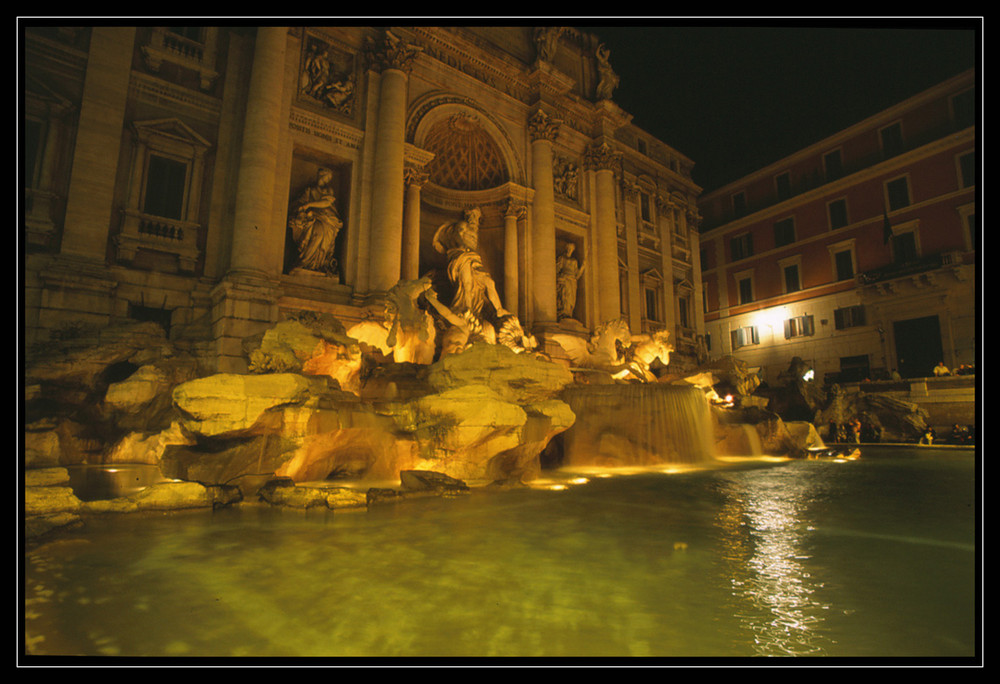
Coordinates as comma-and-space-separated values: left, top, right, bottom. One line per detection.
730, 326, 759, 349
784, 315, 814, 339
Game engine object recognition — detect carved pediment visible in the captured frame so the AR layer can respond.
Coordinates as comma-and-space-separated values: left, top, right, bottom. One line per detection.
132, 118, 211, 152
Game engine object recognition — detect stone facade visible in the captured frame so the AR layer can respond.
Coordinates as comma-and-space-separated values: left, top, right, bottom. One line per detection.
23, 25, 704, 373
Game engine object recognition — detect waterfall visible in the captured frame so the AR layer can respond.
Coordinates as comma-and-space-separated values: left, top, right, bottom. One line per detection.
559, 383, 716, 468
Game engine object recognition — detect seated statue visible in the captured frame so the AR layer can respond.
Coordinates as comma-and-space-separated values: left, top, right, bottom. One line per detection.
288, 167, 343, 275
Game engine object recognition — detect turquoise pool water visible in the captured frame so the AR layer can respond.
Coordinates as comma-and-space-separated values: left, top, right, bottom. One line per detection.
22, 448, 978, 662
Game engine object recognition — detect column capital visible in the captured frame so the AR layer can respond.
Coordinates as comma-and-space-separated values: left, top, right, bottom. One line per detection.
584, 141, 620, 172
365, 28, 423, 74
504, 199, 528, 221
528, 108, 560, 143
403, 165, 429, 188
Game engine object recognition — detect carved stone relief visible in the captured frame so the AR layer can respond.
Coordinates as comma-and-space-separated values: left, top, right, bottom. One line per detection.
298, 34, 357, 117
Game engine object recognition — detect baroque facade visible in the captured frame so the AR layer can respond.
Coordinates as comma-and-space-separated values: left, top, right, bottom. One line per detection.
23, 25, 704, 372
697, 69, 976, 385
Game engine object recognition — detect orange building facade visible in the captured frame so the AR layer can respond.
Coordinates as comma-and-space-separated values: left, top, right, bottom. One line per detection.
697, 69, 976, 384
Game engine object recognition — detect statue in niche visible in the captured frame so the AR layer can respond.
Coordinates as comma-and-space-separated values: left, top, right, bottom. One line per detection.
594, 43, 620, 101
288, 167, 343, 276
534, 27, 565, 62
428, 207, 542, 357
432, 207, 510, 324
555, 242, 586, 321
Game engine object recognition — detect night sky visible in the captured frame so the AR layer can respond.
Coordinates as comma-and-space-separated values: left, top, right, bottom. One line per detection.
581, 19, 979, 192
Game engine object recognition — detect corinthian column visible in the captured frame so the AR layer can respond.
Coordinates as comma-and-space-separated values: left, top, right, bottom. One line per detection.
402, 166, 428, 281
586, 142, 621, 325
503, 201, 526, 317
229, 26, 287, 278
367, 31, 422, 293
528, 109, 560, 326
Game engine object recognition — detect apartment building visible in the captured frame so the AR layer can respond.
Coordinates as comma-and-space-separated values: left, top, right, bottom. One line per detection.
697, 69, 976, 384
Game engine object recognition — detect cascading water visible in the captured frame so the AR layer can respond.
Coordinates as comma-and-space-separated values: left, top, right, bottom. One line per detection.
559, 383, 716, 468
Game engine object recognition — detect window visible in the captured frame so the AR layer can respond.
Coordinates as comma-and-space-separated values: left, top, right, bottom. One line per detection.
142, 154, 188, 220
737, 276, 753, 305
116, 118, 209, 272
731, 326, 759, 349
783, 263, 801, 293
637, 138, 647, 156
958, 151, 975, 188
834, 250, 854, 281
639, 191, 652, 223
784, 315, 814, 339
775, 172, 791, 201
730, 233, 753, 261
731, 191, 747, 218
824, 149, 843, 181
892, 231, 918, 264
951, 88, 975, 130
880, 122, 904, 158
834, 305, 866, 330
828, 198, 849, 230
773, 218, 795, 247
678, 296, 689, 328
886, 176, 911, 211
644, 287, 660, 322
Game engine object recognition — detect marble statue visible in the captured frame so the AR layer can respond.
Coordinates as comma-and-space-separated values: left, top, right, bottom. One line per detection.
288, 167, 343, 275
552, 319, 670, 382
383, 277, 438, 364
624, 330, 673, 382
555, 242, 585, 320
534, 27, 565, 62
595, 43, 620, 101
432, 207, 509, 323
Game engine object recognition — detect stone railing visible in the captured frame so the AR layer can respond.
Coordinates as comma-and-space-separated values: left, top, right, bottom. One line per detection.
116, 209, 201, 272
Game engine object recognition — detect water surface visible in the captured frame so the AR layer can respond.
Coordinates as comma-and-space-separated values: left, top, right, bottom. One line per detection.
22, 448, 978, 661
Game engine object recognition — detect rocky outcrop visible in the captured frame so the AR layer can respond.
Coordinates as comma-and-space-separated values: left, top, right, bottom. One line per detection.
162, 341, 577, 489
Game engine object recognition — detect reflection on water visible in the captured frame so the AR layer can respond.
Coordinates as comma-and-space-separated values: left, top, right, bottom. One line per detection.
23, 450, 977, 660
715, 465, 832, 656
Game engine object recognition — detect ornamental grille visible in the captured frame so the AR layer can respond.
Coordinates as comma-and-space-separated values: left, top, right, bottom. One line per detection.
424, 114, 509, 191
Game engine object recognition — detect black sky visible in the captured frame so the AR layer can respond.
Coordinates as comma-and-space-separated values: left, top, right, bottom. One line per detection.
581, 19, 979, 192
